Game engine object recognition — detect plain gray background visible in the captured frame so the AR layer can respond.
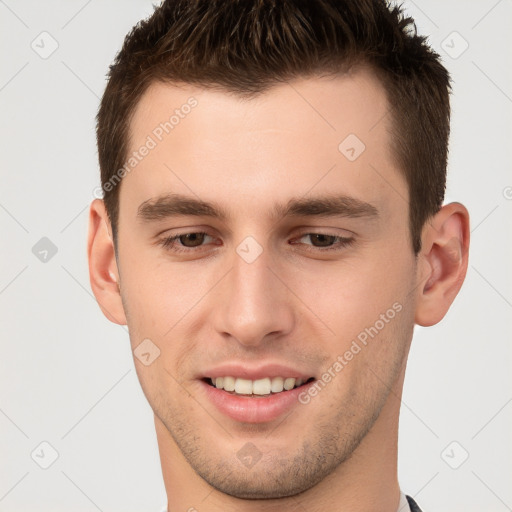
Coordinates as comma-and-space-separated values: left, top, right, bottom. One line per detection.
1, 1, 511, 511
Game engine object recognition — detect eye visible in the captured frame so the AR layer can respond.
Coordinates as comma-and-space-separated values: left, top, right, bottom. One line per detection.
158, 230, 355, 255
159, 231, 215, 252
293, 233, 355, 251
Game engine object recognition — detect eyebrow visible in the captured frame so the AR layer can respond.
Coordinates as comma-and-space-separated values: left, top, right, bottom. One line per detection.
137, 193, 379, 223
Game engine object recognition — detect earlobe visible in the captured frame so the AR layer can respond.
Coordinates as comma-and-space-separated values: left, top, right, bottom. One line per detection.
87, 199, 127, 325
414, 202, 470, 327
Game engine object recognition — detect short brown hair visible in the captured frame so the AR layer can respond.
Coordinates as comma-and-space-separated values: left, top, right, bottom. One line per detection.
96, 0, 451, 253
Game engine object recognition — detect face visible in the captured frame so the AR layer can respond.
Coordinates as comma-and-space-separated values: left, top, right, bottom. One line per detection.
113, 69, 419, 498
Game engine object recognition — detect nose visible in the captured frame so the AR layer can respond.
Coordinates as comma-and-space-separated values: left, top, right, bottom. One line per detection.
211, 244, 295, 348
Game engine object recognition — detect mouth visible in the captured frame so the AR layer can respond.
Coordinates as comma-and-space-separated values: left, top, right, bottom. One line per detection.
199, 373, 317, 423
203, 376, 316, 397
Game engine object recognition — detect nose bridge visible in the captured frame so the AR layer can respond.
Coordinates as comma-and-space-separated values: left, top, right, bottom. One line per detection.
213, 241, 294, 346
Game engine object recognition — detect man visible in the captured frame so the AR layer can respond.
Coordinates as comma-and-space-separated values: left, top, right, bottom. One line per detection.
87, 0, 470, 510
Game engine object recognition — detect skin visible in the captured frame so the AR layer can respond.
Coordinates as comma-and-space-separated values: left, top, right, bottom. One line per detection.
88, 67, 469, 512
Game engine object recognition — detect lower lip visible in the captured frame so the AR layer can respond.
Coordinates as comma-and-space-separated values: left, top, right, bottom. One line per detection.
200, 380, 314, 423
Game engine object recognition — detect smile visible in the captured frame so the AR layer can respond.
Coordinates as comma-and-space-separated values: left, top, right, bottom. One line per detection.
200, 375, 317, 423
206, 376, 315, 396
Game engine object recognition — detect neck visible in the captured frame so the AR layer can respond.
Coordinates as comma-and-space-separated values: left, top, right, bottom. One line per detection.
156, 368, 406, 512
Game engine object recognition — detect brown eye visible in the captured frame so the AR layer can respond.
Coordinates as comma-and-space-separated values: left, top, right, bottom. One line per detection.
308, 234, 337, 247
178, 232, 206, 247
291, 232, 355, 253
159, 231, 212, 251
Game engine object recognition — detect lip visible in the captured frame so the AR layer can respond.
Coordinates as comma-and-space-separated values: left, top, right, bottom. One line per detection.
199, 378, 315, 423
199, 363, 315, 381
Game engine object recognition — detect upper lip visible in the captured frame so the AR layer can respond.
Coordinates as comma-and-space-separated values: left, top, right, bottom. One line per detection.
200, 363, 315, 381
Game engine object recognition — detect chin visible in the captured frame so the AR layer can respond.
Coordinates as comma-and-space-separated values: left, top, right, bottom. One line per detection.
192, 445, 341, 501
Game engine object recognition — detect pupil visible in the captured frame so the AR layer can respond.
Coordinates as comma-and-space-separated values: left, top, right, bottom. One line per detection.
181, 233, 205, 247
312, 234, 334, 247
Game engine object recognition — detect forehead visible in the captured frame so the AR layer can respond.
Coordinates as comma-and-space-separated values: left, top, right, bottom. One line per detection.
129, 67, 390, 142
122, 68, 405, 221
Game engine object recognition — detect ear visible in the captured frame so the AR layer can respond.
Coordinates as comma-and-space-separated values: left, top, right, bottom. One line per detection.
87, 199, 127, 325
414, 202, 470, 327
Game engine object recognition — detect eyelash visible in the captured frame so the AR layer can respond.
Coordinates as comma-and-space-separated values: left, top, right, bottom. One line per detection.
158, 231, 355, 254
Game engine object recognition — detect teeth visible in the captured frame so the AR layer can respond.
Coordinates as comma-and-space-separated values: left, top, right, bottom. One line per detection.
283, 377, 295, 390
234, 378, 252, 395
270, 377, 284, 393
223, 376, 235, 391
252, 378, 271, 395
209, 376, 309, 395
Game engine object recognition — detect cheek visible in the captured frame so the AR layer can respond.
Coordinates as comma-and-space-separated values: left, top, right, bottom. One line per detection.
119, 253, 213, 386
119, 242, 202, 334
288, 253, 413, 340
